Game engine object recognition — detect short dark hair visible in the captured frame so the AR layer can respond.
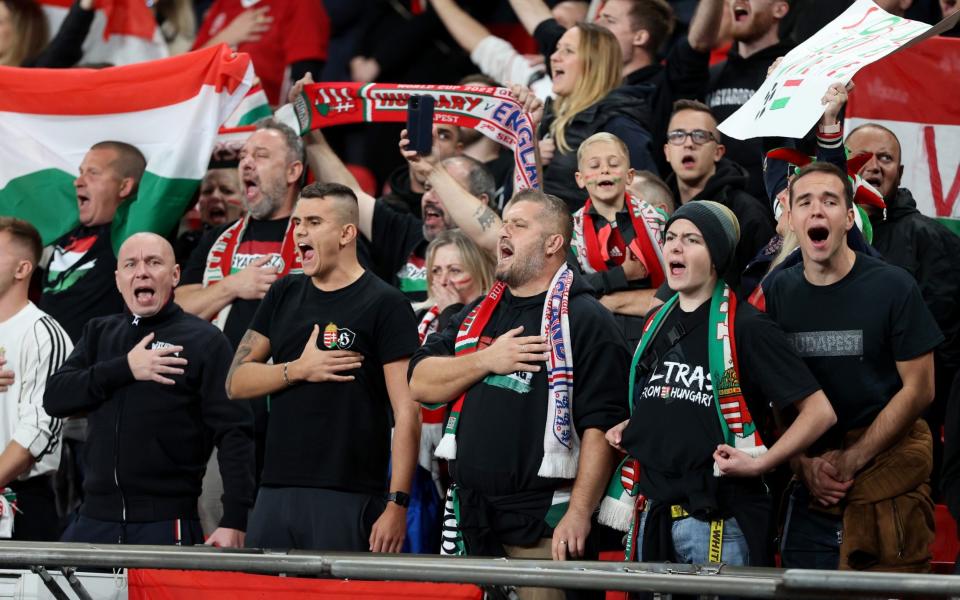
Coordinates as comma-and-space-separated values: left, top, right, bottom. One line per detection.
90, 141, 146, 184
669, 99, 720, 140
626, 0, 676, 54
504, 189, 573, 251
0, 217, 42, 266
299, 182, 359, 225
789, 162, 854, 209
255, 117, 305, 166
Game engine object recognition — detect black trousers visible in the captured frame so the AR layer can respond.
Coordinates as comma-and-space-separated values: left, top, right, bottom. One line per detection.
61, 514, 204, 545
9, 475, 59, 541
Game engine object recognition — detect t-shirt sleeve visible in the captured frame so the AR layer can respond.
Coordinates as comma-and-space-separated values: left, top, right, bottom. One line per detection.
371, 200, 424, 275
890, 272, 944, 361
408, 301, 474, 381
375, 293, 420, 364
248, 277, 284, 339
736, 305, 821, 410
180, 226, 223, 285
283, 0, 329, 63
571, 299, 630, 433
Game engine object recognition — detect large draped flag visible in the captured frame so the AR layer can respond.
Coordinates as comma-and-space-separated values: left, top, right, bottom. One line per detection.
0, 45, 254, 250
39, 0, 168, 66
848, 35, 960, 236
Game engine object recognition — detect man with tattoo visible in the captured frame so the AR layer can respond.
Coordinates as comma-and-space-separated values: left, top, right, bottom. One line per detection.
226, 183, 421, 552
44, 233, 255, 546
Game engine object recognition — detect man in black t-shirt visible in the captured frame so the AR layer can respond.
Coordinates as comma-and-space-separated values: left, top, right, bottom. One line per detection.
766, 162, 943, 572
607, 200, 835, 567
41, 141, 145, 343
706, 0, 793, 199
409, 190, 628, 590
226, 182, 420, 553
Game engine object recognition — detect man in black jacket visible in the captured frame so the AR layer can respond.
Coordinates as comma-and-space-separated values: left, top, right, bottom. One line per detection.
44, 233, 255, 547
847, 123, 960, 483
664, 100, 775, 292
707, 0, 793, 199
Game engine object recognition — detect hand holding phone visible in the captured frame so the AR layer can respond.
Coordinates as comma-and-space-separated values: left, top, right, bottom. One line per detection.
406, 95, 435, 156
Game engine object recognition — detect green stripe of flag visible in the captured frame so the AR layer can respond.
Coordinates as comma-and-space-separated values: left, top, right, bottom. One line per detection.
233, 104, 273, 126
937, 217, 960, 237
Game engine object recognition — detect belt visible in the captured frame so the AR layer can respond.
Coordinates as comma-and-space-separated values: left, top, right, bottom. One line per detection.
663, 504, 725, 563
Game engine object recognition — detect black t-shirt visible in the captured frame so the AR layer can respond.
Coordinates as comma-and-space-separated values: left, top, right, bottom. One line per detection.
621, 298, 820, 506
182, 218, 290, 349
40, 224, 124, 343
371, 200, 427, 302
410, 284, 629, 496
765, 253, 943, 432
249, 272, 419, 494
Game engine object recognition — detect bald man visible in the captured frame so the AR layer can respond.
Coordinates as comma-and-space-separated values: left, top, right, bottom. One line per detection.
227, 182, 420, 553
44, 233, 255, 547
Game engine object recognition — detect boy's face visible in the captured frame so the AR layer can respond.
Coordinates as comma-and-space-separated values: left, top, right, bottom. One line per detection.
575, 141, 634, 204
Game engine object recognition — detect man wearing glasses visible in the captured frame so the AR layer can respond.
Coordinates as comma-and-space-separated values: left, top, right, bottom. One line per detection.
663, 100, 775, 292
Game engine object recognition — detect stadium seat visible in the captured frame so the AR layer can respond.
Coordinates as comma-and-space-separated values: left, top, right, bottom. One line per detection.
931, 504, 959, 574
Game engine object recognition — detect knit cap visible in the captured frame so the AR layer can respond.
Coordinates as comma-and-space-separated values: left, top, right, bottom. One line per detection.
666, 201, 741, 275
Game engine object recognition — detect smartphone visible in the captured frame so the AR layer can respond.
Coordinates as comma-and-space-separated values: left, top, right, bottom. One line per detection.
406, 95, 435, 156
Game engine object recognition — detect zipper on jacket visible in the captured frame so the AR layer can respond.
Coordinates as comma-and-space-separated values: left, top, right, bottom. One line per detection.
113, 396, 127, 535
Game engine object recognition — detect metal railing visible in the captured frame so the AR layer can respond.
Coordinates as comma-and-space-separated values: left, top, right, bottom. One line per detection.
0, 541, 958, 598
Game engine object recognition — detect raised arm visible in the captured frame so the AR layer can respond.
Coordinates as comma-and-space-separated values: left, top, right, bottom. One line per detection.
429, 0, 491, 53
507, 0, 554, 35
687, 0, 726, 53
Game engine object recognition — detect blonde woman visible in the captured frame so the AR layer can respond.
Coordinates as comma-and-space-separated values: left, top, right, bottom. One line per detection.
411, 229, 494, 554
540, 22, 656, 211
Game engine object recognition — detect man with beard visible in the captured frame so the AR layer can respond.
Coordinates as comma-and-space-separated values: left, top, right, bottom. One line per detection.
409, 189, 628, 600
706, 0, 793, 199
846, 123, 960, 490
765, 162, 942, 571
300, 125, 496, 303
176, 118, 305, 481
45, 233, 255, 547
226, 182, 419, 552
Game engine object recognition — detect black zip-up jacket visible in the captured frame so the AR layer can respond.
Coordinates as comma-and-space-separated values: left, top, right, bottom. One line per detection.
44, 302, 255, 530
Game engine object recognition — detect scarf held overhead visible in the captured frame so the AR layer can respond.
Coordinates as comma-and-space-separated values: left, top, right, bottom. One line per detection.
280, 83, 541, 192
434, 264, 579, 479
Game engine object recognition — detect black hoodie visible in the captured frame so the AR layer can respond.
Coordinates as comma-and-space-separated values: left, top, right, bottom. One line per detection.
707, 40, 794, 199
668, 158, 776, 292
44, 302, 255, 529
380, 166, 423, 219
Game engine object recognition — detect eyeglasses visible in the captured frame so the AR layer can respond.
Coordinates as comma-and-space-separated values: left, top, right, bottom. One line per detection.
667, 129, 718, 146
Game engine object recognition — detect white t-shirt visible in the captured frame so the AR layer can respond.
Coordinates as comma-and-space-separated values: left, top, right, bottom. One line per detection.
0, 302, 72, 480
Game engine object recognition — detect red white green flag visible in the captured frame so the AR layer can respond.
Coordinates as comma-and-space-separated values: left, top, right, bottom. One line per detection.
0, 45, 254, 249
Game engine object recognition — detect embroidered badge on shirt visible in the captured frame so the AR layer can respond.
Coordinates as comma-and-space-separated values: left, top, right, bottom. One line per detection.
322, 323, 356, 349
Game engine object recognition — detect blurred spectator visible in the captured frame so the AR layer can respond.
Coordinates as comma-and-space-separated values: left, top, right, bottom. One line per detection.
540, 22, 657, 210
663, 100, 775, 292
629, 169, 675, 215
174, 166, 246, 267
193, 0, 329, 105
707, 0, 792, 201
0, 0, 49, 66
155, 0, 196, 55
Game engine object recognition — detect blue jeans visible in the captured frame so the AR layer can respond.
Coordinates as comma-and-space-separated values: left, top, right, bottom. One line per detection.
637, 508, 751, 565
780, 484, 842, 569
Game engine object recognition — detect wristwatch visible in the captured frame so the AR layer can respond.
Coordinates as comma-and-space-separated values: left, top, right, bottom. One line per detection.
387, 491, 410, 507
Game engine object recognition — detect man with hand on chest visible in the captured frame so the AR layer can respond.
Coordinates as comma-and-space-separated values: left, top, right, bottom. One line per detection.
44, 233, 255, 547
226, 182, 420, 552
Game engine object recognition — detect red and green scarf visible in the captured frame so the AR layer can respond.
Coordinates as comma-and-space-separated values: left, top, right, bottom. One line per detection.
201, 215, 301, 330
570, 194, 666, 288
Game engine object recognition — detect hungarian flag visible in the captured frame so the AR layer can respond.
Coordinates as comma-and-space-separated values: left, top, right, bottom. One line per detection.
40, 0, 168, 66
222, 84, 272, 128
848, 35, 960, 236
0, 45, 254, 250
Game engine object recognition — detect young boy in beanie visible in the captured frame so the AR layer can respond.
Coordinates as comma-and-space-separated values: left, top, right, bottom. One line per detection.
605, 200, 836, 566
